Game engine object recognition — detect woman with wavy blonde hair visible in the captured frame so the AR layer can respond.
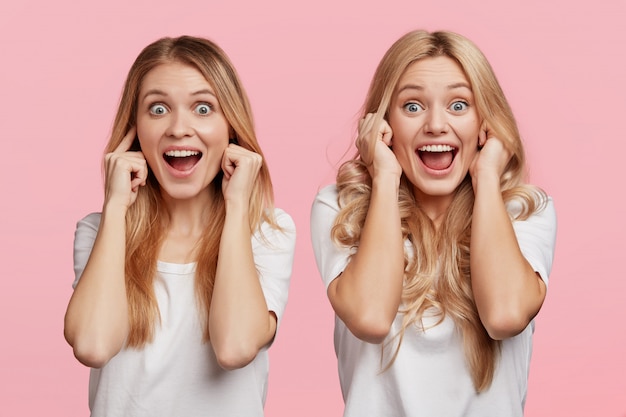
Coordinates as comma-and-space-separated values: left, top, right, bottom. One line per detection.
64, 36, 295, 417
311, 30, 556, 416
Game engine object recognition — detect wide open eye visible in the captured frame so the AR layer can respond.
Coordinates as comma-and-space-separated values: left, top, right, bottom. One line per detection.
149, 104, 168, 115
449, 101, 469, 112
404, 102, 424, 113
194, 103, 212, 115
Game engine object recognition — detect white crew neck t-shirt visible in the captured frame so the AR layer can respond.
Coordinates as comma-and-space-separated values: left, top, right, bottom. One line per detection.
311, 184, 556, 417
72, 209, 296, 417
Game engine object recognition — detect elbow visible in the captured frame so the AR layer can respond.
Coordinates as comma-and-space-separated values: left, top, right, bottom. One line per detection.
329, 289, 396, 344
481, 310, 532, 340
214, 343, 259, 371
346, 314, 394, 344
64, 327, 118, 368
69, 338, 116, 368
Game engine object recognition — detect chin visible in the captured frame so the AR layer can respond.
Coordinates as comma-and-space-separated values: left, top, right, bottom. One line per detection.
160, 182, 209, 201
411, 175, 467, 198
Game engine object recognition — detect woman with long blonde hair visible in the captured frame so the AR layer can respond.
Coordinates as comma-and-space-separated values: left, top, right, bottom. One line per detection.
311, 30, 556, 416
64, 36, 295, 416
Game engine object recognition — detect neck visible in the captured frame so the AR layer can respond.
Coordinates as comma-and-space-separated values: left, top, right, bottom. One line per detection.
161, 187, 216, 237
413, 189, 453, 229
157, 187, 221, 264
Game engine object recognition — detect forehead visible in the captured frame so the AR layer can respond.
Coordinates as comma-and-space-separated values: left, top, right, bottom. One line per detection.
396, 56, 470, 91
140, 62, 214, 94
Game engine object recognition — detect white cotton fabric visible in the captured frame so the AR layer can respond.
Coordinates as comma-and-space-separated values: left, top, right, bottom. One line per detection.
72, 209, 296, 417
310, 184, 557, 417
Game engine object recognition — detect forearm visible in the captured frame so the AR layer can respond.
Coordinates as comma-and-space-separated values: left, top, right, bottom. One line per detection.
471, 175, 546, 340
329, 174, 405, 343
64, 205, 129, 367
209, 203, 274, 370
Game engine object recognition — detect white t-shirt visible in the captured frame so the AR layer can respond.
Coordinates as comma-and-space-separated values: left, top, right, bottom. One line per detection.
310, 185, 557, 417
72, 208, 296, 417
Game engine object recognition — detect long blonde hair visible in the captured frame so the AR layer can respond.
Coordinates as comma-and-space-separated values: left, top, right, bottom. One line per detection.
104, 36, 277, 347
332, 30, 546, 391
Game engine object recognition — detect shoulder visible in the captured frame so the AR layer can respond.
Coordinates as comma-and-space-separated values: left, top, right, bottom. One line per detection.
254, 207, 296, 251
311, 183, 340, 212
72, 212, 102, 288
310, 184, 341, 245
534, 196, 557, 227
260, 207, 295, 238
77, 212, 102, 231
508, 194, 557, 284
74, 212, 102, 244
313, 184, 339, 208
507, 193, 557, 238
269, 207, 296, 231
506, 192, 556, 224
311, 184, 340, 223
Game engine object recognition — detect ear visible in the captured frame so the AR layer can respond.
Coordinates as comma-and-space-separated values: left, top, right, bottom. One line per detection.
228, 125, 240, 144
130, 135, 142, 151
478, 120, 488, 148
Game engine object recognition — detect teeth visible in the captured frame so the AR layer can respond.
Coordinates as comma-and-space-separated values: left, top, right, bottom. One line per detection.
164, 150, 200, 157
418, 145, 454, 152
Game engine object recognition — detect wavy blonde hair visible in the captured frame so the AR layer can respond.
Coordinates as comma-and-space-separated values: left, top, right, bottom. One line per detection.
104, 36, 277, 347
332, 30, 546, 391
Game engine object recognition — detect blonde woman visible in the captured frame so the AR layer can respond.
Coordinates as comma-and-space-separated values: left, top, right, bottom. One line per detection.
311, 30, 556, 416
64, 36, 295, 416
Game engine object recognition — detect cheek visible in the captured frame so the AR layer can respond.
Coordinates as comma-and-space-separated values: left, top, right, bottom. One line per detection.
391, 126, 418, 162
197, 120, 230, 144
459, 133, 479, 160
135, 119, 157, 149
459, 113, 481, 137
135, 130, 162, 174
136, 134, 157, 158
464, 147, 479, 165
456, 121, 480, 148
389, 117, 412, 147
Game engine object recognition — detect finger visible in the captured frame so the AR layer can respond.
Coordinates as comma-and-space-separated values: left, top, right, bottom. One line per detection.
130, 157, 148, 187
227, 145, 262, 164
130, 180, 142, 193
358, 113, 376, 134
227, 141, 245, 152
130, 174, 146, 191
114, 127, 137, 154
380, 120, 393, 146
357, 117, 368, 136
221, 149, 236, 179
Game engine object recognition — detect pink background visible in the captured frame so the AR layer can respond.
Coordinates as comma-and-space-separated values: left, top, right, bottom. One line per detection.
1, 0, 624, 416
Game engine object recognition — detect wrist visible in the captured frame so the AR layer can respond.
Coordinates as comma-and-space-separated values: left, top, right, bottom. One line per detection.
472, 170, 501, 191
102, 201, 129, 220
371, 171, 401, 190
224, 199, 251, 220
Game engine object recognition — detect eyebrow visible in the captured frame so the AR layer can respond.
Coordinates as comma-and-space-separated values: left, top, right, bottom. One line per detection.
140, 88, 217, 102
396, 82, 472, 94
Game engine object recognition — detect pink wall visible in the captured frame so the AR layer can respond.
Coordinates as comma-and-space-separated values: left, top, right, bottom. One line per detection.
1, 0, 624, 415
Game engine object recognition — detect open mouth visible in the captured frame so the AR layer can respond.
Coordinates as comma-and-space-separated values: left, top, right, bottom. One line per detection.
417, 144, 457, 171
163, 150, 202, 172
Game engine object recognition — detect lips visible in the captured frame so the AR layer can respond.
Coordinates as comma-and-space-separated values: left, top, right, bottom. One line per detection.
417, 144, 457, 171
163, 149, 202, 172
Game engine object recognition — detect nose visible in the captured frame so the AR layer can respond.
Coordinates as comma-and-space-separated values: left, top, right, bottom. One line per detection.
424, 107, 449, 135
165, 110, 193, 139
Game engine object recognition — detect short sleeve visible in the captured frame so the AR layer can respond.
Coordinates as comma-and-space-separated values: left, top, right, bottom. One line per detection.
310, 185, 352, 289
510, 197, 557, 285
252, 208, 296, 331
72, 213, 102, 289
